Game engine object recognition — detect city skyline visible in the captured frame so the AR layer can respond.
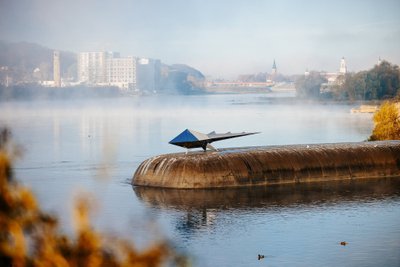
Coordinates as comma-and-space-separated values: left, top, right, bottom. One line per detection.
0, 0, 399, 78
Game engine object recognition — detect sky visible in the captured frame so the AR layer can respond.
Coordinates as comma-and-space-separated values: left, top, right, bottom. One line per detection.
0, 0, 399, 78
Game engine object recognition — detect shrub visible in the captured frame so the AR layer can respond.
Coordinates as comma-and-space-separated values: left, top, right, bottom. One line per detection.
0, 128, 186, 267
369, 102, 400, 140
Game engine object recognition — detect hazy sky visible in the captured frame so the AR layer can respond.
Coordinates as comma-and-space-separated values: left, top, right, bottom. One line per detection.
1, 0, 399, 78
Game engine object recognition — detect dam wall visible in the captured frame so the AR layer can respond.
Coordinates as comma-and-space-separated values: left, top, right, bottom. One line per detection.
132, 141, 400, 189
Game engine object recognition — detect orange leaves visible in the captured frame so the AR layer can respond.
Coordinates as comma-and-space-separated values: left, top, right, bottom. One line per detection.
0, 128, 184, 267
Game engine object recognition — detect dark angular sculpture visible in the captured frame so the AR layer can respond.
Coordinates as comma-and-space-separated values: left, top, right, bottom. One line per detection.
169, 129, 259, 151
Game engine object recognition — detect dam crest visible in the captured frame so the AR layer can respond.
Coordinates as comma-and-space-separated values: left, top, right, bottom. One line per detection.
132, 141, 400, 189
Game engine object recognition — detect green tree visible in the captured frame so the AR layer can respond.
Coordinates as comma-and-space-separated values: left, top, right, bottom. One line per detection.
295, 72, 327, 99
341, 72, 367, 101
369, 101, 400, 140
334, 60, 400, 101
370, 61, 400, 99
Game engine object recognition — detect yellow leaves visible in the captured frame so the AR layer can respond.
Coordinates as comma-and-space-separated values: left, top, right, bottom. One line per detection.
0, 153, 13, 210
1, 221, 26, 267
0, 152, 11, 185
0, 154, 37, 219
19, 187, 38, 211
370, 101, 400, 140
73, 195, 93, 233
1, 127, 183, 267
33, 230, 70, 267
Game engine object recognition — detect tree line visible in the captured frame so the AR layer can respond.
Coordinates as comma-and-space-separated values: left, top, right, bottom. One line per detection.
295, 60, 400, 101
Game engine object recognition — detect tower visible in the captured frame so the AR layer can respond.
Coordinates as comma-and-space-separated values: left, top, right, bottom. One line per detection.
339, 57, 347, 74
272, 59, 277, 75
53, 51, 61, 87
267, 59, 277, 82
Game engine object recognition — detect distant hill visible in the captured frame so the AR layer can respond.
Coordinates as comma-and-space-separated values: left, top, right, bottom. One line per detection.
169, 64, 205, 80
161, 64, 206, 94
0, 40, 76, 82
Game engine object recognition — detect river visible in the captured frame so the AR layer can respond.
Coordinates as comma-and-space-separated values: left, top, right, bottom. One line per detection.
0, 92, 399, 266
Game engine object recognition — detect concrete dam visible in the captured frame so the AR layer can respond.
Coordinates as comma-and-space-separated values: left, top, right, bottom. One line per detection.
132, 141, 400, 189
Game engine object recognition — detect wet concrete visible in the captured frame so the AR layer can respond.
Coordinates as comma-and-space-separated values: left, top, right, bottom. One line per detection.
132, 141, 400, 189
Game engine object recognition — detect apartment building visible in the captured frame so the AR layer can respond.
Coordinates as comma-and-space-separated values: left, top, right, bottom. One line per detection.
78, 51, 162, 91
106, 56, 136, 90
77, 51, 115, 85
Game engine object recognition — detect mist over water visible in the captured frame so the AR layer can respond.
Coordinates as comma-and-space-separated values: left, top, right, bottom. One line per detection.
1, 93, 399, 266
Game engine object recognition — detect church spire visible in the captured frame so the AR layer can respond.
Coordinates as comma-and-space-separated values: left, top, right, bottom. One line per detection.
272, 59, 277, 75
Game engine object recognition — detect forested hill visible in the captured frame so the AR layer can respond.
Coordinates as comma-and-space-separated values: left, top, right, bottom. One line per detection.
0, 40, 76, 82
160, 64, 205, 94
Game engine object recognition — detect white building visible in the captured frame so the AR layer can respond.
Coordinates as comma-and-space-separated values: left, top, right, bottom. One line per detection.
77, 51, 115, 85
106, 56, 137, 90
77, 51, 163, 91
318, 57, 348, 84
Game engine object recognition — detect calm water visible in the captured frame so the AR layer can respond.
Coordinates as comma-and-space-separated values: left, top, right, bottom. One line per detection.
1, 92, 399, 266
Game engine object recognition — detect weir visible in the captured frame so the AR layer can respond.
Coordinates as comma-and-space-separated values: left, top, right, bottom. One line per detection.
132, 141, 400, 189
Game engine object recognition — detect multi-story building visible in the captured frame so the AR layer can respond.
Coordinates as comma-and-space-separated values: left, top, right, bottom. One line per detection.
77, 51, 116, 85
78, 51, 162, 91
106, 56, 137, 90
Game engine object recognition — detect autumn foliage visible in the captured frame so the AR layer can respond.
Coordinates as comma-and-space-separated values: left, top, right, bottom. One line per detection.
369, 102, 400, 141
0, 128, 186, 267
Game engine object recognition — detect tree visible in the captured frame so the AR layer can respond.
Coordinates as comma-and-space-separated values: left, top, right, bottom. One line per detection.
295, 72, 327, 99
370, 61, 400, 99
369, 101, 400, 140
336, 61, 400, 101
340, 72, 367, 101
0, 128, 186, 267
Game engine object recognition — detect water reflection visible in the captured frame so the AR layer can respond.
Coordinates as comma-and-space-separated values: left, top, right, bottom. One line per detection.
0, 96, 397, 266
133, 178, 400, 233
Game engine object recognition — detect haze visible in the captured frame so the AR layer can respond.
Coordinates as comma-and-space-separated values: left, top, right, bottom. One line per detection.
1, 0, 399, 78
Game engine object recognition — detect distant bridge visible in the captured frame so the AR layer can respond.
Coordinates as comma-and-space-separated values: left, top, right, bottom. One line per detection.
206, 81, 274, 88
